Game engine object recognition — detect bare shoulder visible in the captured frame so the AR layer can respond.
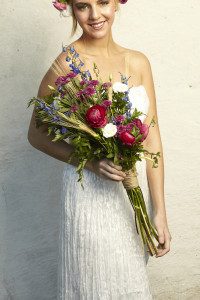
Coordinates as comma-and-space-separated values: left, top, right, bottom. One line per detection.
127, 48, 152, 73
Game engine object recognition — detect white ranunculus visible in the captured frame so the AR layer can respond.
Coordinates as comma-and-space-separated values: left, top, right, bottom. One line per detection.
112, 82, 129, 93
102, 123, 117, 138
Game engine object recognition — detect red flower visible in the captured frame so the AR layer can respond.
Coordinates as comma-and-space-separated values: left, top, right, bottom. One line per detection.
131, 118, 142, 129
140, 124, 149, 142
85, 104, 107, 128
119, 131, 136, 147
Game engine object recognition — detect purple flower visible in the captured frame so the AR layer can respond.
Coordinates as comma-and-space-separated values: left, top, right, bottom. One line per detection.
102, 82, 112, 89
80, 80, 87, 86
70, 104, 79, 112
84, 85, 96, 97
55, 76, 70, 86
69, 63, 81, 74
102, 100, 112, 108
52, 116, 60, 122
55, 72, 77, 86
76, 90, 84, 97
88, 80, 99, 86
67, 71, 77, 78
119, 0, 128, 4
60, 127, 68, 134
117, 124, 127, 134
115, 115, 125, 123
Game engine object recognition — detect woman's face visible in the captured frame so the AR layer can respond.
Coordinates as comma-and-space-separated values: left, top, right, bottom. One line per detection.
72, 0, 116, 38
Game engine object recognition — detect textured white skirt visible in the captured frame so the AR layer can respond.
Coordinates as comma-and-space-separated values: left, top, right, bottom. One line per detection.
58, 159, 154, 299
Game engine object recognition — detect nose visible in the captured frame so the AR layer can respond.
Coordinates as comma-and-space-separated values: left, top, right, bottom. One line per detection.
89, 4, 101, 21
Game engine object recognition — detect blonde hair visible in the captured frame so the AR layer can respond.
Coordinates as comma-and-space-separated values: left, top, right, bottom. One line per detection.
67, 0, 120, 37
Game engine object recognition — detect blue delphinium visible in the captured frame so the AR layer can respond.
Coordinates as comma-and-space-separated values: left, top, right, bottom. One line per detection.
69, 63, 81, 74
52, 116, 60, 122
60, 127, 68, 134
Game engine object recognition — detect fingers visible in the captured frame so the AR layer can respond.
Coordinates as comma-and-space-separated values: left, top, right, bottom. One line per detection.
107, 160, 123, 171
100, 168, 125, 181
156, 230, 171, 258
99, 159, 126, 181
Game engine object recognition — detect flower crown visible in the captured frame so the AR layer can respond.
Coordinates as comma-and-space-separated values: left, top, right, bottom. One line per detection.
52, 0, 128, 13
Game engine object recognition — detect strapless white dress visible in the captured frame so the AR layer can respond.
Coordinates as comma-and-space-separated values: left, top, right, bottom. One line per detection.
57, 85, 154, 299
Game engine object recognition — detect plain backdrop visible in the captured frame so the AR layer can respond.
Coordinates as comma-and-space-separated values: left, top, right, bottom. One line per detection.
0, 0, 200, 299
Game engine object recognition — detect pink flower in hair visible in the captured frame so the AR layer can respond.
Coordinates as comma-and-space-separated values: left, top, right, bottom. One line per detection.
119, 0, 128, 3
52, 1, 67, 11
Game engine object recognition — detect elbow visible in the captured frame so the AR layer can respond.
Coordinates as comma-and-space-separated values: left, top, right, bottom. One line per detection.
27, 127, 41, 149
27, 131, 37, 148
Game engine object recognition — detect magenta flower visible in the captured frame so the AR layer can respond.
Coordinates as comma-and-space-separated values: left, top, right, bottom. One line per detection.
117, 124, 127, 134
52, 1, 67, 11
66, 72, 77, 78
55, 72, 77, 86
55, 76, 70, 86
119, 0, 128, 4
80, 80, 87, 85
102, 100, 112, 108
76, 90, 84, 97
102, 82, 112, 89
84, 85, 96, 97
70, 104, 79, 113
139, 124, 149, 142
131, 118, 142, 129
88, 80, 99, 86
115, 115, 125, 123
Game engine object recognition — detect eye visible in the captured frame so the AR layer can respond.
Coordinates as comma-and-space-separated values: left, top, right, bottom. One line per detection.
76, 3, 89, 10
100, 1, 109, 5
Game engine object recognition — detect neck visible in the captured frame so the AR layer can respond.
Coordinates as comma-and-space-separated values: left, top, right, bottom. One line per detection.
78, 31, 118, 58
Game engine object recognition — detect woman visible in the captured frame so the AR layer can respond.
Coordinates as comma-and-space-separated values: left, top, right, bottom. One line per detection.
28, 0, 172, 298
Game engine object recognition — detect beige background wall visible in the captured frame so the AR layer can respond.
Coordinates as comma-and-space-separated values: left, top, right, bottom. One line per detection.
0, 0, 199, 299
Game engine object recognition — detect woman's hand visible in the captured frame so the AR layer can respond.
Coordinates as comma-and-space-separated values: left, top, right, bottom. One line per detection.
91, 158, 126, 181
153, 213, 172, 258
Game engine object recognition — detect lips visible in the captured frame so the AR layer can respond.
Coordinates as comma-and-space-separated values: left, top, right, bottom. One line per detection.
89, 21, 105, 29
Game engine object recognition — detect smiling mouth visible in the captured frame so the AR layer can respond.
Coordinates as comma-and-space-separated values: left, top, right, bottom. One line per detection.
89, 21, 106, 29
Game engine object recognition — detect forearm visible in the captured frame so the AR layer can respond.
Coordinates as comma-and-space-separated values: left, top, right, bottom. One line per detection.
143, 131, 167, 219
146, 149, 167, 218
28, 131, 94, 172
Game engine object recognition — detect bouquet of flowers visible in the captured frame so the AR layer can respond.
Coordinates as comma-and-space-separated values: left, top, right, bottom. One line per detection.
27, 45, 160, 256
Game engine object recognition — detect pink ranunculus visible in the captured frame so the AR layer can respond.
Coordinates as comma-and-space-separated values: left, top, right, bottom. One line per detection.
131, 118, 142, 129
102, 100, 112, 108
85, 104, 107, 128
52, 1, 67, 11
140, 123, 149, 142
119, 131, 136, 147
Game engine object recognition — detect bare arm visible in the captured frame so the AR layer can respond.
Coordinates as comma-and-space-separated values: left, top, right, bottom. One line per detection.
27, 61, 96, 171
139, 53, 166, 218
139, 52, 172, 257
27, 56, 126, 181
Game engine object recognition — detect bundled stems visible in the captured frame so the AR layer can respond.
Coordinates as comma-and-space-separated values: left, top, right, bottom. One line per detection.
123, 167, 159, 257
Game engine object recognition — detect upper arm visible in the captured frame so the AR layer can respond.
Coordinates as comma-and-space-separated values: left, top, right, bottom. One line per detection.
138, 52, 162, 147
139, 52, 158, 126
28, 53, 68, 140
